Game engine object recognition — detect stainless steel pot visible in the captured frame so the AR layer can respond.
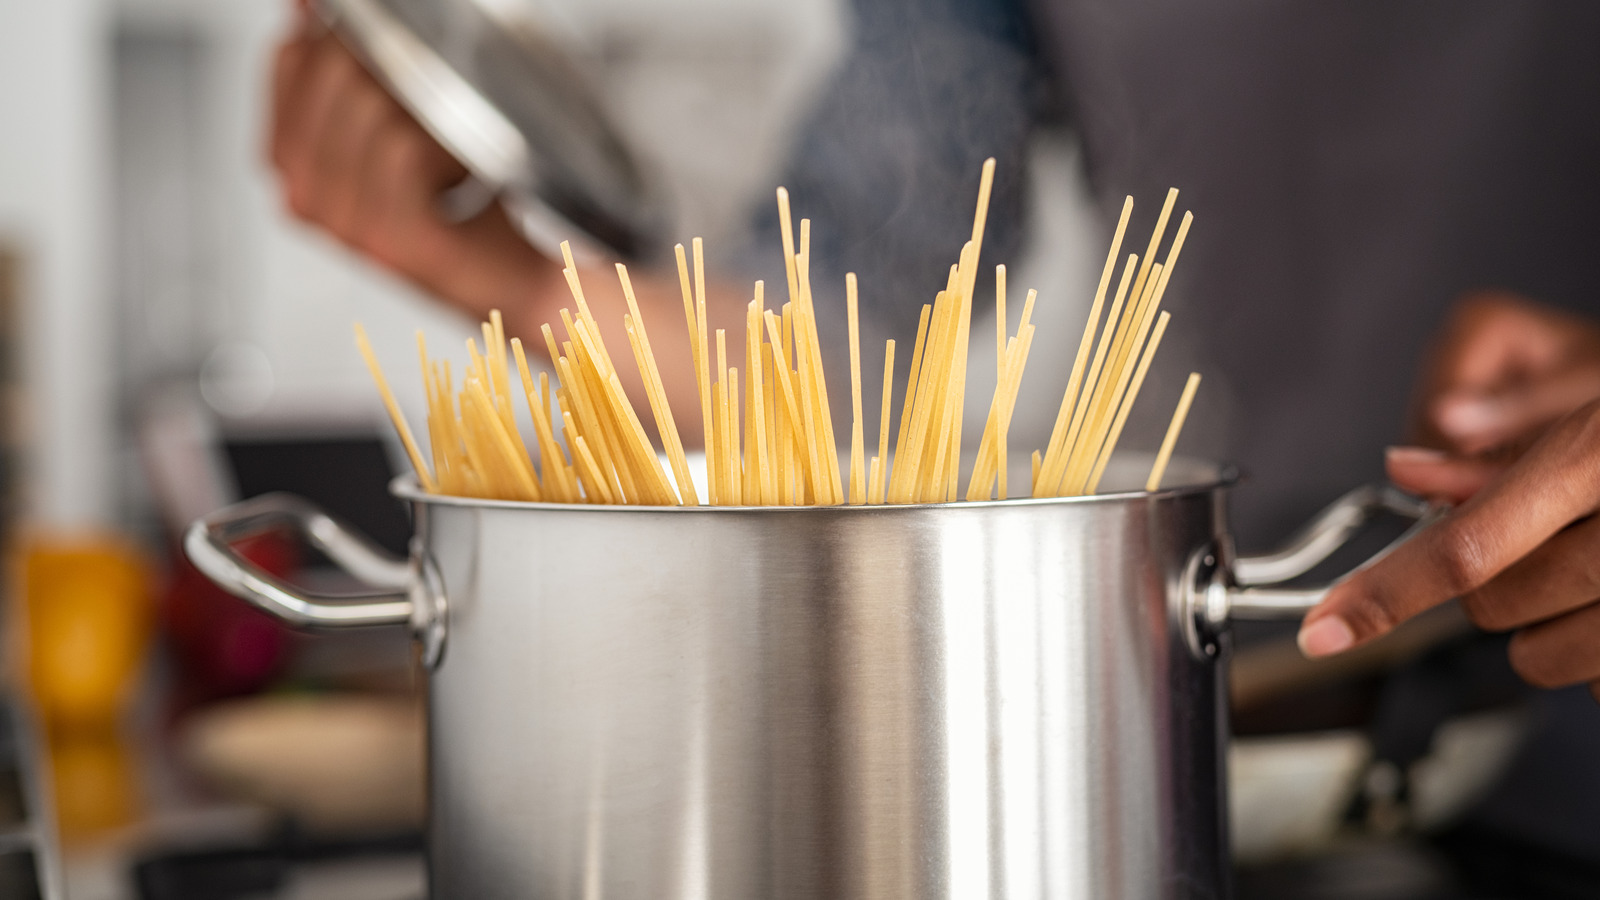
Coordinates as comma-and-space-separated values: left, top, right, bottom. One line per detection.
184, 457, 1438, 900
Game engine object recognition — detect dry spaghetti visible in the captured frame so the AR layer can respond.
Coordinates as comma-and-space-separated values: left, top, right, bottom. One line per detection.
358, 161, 1203, 505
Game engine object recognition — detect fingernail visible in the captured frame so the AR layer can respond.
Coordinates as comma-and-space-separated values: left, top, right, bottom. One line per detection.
1386, 445, 1447, 465
1298, 616, 1355, 658
1436, 397, 1504, 437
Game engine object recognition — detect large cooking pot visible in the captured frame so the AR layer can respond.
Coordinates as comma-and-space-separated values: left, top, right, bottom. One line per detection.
184, 456, 1439, 899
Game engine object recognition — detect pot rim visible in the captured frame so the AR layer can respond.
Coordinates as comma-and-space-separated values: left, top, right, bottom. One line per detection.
390, 457, 1240, 512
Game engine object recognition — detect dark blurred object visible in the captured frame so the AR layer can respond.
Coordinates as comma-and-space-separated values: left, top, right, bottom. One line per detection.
1234, 630, 1526, 737
1237, 838, 1459, 900
0, 850, 42, 900
0, 697, 66, 898
1230, 630, 1530, 862
314, 0, 667, 261
0, 734, 25, 828
224, 437, 408, 558
1344, 635, 1525, 834
134, 826, 422, 900
138, 389, 410, 562
161, 533, 296, 705
1435, 825, 1600, 899
1236, 827, 1600, 900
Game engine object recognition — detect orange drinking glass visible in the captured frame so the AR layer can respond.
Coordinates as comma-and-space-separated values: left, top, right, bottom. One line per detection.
18, 535, 153, 731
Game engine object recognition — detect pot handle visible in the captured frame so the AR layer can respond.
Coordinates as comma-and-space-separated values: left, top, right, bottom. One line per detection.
1232, 485, 1432, 588
1183, 485, 1448, 657
184, 492, 415, 628
1230, 485, 1447, 619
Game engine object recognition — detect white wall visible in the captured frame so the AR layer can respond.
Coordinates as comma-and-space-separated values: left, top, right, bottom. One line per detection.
0, 0, 115, 529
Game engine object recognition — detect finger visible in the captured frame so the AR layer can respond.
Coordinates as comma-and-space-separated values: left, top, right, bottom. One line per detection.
344, 115, 426, 259
1299, 407, 1600, 657
1433, 365, 1600, 453
1460, 512, 1600, 630
279, 34, 362, 219
272, 30, 342, 161
268, 31, 315, 171
1384, 445, 1503, 504
1507, 601, 1600, 688
314, 72, 397, 237
351, 118, 465, 270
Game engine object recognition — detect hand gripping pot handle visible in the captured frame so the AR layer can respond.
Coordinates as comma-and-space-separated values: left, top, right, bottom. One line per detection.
1183, 484, 1449, 658
183, 493, 447, 665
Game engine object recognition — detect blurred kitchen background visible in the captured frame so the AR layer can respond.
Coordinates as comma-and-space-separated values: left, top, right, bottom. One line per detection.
0, 0, 1104, 897
1, 0, 1582, 897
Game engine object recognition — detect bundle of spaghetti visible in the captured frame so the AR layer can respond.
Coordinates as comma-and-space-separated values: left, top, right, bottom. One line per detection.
964, 286, 1037, 501
885, 158, 997, 504
411, 314, 546, 502
386, 249, 691, 504
356, 161, 1205, 507
1033, 188, 1201, 497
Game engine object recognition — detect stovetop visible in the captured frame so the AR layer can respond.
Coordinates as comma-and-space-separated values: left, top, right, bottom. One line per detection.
124, 827, 1600, 900
133, 830, 423, 900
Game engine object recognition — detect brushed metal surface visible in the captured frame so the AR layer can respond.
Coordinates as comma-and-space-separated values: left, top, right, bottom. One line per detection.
408, 458, 1233, 900
184, 460, 1441, 899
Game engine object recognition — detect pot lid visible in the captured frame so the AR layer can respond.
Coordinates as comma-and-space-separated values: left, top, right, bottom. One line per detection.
314, 0, 668, 261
